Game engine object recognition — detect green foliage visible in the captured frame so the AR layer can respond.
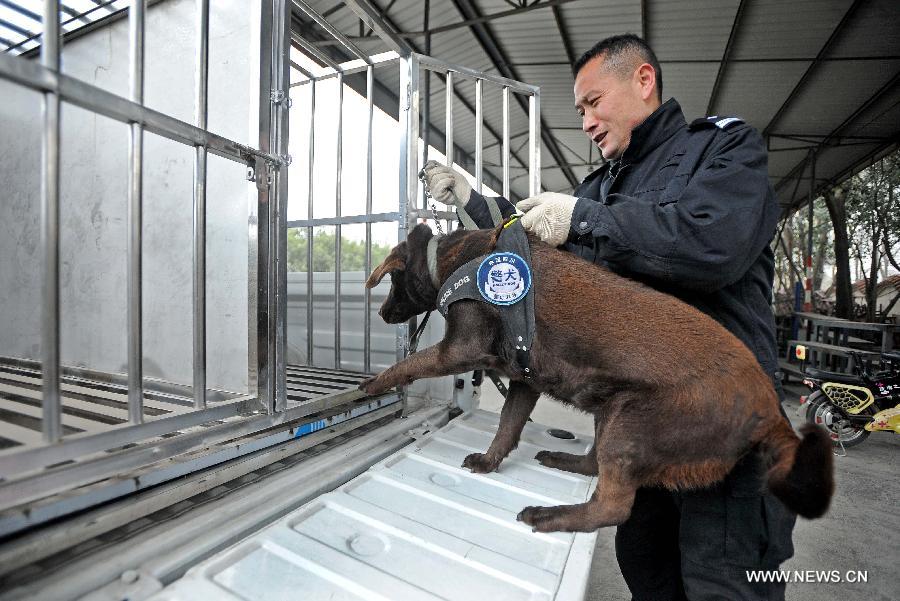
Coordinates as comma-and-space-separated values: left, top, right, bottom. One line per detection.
774, 150, 900, 320
287, 228, 392, 272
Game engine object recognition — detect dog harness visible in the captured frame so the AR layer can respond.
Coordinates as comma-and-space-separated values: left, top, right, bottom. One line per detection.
433, 218, 537, 378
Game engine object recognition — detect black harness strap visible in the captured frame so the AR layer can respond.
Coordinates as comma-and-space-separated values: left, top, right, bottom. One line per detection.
436, 219, 537, 378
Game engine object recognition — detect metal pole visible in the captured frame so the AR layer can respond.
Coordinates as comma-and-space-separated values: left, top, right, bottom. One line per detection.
421, 2, 431, 210
363, 65, 374, 373
444, 70, 453, 166
399, 54, 419, 412
306, 81, 315, 365
334, 73, 344, 369
41, 0, 61, 443
475, 78, 483, 194
192, 0, 210, 410
805, 149, 816, 312
127, 0, 146, 425
502, 86, 510, 200
272, 0, 290, 411
528, 91, 541, 196
252, 0, 275, 411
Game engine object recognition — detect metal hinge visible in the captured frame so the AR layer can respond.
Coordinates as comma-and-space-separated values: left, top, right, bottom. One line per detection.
270, 89, 292, 108
246, 158, 271, 190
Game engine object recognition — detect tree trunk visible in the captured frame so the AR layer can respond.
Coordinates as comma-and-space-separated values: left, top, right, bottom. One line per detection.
866, 225, 880, 323
824, 187, 853, 319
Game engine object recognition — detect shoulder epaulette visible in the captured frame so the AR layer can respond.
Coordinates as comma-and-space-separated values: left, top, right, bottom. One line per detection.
689, 115, 745, 131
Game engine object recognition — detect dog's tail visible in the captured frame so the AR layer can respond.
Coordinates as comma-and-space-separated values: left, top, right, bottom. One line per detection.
763, 420, 834, 519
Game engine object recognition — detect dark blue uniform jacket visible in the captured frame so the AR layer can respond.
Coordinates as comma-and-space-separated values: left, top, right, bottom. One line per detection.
464, 98, 782, 377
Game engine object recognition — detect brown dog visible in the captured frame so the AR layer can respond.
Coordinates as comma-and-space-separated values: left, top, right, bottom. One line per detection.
361, 221, 834, 532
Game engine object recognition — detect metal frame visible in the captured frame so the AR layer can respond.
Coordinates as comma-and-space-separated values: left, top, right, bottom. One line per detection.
287, 44, 541, 381
0, 0, 288, 502
283, 2, 543, 414
0, 0, 541, 520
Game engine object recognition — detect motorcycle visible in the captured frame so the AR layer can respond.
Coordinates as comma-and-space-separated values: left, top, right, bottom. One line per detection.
796, 347, 900, 453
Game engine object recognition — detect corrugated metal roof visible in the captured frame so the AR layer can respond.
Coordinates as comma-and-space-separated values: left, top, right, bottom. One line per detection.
289, 0, 900, 206
5, 0, 895, 205
149, 409, 599, 601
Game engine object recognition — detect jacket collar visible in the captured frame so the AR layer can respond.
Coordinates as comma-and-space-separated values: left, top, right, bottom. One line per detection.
620, 98, 686, 163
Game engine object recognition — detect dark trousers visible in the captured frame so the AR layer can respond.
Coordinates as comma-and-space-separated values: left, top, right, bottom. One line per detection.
615, 452, 797, 601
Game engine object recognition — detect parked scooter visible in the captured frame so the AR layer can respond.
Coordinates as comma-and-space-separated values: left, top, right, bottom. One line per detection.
796, 347, 900, 454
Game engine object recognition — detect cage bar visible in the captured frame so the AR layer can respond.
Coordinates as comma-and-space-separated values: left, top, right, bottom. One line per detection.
363, 64, 374, 373
529, 92, 541, 196
40, 0, 62, 443
475, 78, 482, 194
502, 86, 510, 200
334, 73, 344, 369
306, 81, 315, 365
192, 0, 210, 410
127, 0, 146, 425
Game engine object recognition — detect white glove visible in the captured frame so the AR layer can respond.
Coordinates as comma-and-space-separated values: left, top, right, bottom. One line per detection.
516, 192, 578, 247
420, 160, 472, 207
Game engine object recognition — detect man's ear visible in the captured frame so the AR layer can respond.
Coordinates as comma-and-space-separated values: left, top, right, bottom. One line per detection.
366, 243, 406, 288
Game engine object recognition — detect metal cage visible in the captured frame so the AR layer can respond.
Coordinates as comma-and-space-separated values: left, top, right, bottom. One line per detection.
0, 0, 541, 539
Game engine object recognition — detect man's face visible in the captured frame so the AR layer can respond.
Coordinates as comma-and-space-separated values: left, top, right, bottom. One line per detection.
574, 56, 656, 161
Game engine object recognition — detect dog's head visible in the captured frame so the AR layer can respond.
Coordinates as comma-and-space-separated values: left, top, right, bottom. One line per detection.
366, 223, 438, 323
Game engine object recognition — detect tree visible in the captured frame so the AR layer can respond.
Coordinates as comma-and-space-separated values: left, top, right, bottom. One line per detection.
773, 201, 832, 313
776, 150, 900, 322
845, 155, 900, 322
823, 184, 853, 319
286, 229, 392, 273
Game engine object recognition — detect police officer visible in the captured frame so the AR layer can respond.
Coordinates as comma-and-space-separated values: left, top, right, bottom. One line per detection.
422, 34, 796, 601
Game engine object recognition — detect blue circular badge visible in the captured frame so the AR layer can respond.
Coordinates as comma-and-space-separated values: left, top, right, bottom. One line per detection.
477, 252, 531, 306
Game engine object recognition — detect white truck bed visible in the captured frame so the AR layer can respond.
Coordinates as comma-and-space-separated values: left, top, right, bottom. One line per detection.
150, 409, 599, 601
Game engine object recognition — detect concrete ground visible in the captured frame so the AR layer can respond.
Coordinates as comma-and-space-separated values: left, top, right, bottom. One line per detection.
478, 383, 899, 600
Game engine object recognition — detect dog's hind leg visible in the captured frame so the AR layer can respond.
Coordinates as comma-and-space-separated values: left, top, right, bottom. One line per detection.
517, 462, 637, 533
535, 414, 600, 475
463, 381, 539, 473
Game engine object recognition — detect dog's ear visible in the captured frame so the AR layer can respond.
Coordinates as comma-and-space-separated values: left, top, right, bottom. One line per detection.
406, 222, 434, 255
366, 242, 407, 288
409, 222, 433, 242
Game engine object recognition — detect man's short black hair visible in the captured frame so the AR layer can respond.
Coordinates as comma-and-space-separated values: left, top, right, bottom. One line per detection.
573, 34, 663, 102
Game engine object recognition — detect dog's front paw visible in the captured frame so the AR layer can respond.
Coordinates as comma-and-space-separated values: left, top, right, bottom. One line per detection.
358, 375, 389, 395
517, 505, 579, 533
534, 450, 560, 467
462, 452, 500, 474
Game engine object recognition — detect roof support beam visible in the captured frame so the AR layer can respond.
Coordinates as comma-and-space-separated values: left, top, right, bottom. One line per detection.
706, 0, 748, 116
551, 4, 576, 73
762, 0, 865, 137
451, 0, 580, 191
318, 0, 581, 42
342, 0, 411, 55
774, 69, 900, 204
640, 0, 647, 41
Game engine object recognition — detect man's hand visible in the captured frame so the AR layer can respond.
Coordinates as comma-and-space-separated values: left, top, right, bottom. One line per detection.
420, 160, 472, 207
516, 192, 578, 246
